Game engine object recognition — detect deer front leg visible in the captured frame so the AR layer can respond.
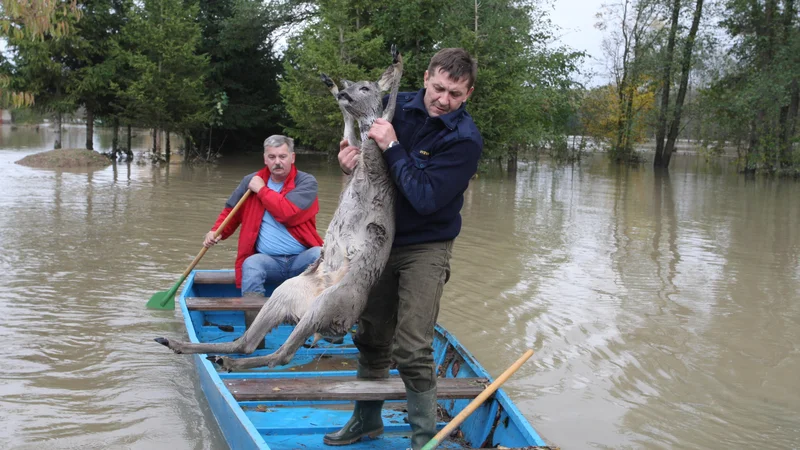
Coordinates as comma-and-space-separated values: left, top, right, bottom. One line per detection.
154, 297, 288, 355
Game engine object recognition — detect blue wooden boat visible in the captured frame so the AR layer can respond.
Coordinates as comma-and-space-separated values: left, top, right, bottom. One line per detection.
178, 269, 551, 450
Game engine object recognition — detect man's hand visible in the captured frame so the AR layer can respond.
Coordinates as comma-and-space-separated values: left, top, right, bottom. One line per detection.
203, 231, 221, 248
248, 175, 266, 193
338, 139, 361, 175
367, 118, 398, 151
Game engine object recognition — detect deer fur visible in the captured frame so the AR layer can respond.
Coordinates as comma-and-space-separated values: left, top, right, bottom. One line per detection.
155, 47, 403, 371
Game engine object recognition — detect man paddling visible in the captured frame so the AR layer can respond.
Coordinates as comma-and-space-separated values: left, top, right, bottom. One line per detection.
204, 135, 324, 295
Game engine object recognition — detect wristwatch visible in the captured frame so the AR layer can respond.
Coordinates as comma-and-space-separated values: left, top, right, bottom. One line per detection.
386, 140, 400, 151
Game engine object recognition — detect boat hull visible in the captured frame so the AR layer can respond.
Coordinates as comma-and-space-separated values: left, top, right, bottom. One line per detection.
177, 270, 549, 450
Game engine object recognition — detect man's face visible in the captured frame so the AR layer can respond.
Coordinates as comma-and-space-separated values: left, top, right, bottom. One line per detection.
423, 68, 474, 117
264, 144, 295, 177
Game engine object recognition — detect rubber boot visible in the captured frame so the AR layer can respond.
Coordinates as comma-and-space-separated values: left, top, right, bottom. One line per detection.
323, 400, 384, 445
407, 387, 438, 450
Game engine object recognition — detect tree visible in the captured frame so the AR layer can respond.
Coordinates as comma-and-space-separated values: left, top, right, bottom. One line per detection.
596, 0, 662, 162
709, 0, 800, 172
0, 0, 82, 107
122, 0, 210, 159
9, 31, 78, 148
280, 0, 582, 163
192, 0, 297, 156
653, 0, 705, 169
280, 0, 389, 152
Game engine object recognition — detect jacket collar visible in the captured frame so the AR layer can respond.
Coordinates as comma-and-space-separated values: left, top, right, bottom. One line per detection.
258, 164, 297, 192
404, 87, 466, 130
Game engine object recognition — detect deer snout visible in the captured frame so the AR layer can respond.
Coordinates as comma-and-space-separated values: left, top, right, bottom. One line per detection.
337, 92, 353, 102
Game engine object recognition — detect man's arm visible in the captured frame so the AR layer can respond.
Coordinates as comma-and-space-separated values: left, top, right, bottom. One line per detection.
210, 175, 251, 239
258, 172, 320, 226
383, 139, 481, 216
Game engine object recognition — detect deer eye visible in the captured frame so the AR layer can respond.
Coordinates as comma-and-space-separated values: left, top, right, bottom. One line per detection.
360, 86, 370, 92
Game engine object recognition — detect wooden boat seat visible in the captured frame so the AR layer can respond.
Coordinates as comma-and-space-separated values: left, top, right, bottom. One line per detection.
225, 376, 489, 401
193, 272, 237, 285
186, 297, 266, 311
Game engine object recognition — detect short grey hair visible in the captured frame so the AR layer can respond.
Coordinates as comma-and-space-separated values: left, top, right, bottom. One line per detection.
263, 135, 294, 153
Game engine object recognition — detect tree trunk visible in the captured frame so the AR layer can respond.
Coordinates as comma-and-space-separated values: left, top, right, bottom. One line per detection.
207, 127, 213, 160
85, 108, 94, 150
663, 0, 704, 168
153, 128, 161, 156
112, 117, 119, 158
654, 0, 681, 168
54, 112, 62, 149
507, 145, 518, 173
127, 124, 132, 156
165, 131, 171, 162
185, 135, 192, 158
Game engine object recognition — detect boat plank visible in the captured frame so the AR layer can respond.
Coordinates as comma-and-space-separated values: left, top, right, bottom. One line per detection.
193, 272, 237, 285
187, 297, 266, 311
226, 376, 488, 401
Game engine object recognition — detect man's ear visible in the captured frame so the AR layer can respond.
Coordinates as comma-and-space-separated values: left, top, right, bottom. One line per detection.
464, 86, 475, 101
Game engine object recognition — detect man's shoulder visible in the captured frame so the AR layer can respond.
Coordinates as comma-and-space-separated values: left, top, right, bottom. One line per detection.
383, 91, 418, 107
452, 111, 483, 146
241, 171, 259, 183
294, 170, 318, 185
395, 91, 417, 105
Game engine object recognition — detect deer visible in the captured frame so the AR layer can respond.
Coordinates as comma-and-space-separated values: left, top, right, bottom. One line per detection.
155, 47, 402, 372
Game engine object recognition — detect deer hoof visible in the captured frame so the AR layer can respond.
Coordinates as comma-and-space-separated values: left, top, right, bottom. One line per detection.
320, 73, 334, 88
154, 337, 182, 354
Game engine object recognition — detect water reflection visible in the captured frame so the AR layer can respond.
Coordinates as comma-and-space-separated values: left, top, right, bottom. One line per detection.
1, 125, 799, 449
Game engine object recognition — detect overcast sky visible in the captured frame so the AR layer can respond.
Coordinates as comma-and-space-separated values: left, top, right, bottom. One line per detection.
547, 0, 609, 85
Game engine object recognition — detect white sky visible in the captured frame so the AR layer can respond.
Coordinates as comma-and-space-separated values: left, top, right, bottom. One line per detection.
547, 0, 609, 86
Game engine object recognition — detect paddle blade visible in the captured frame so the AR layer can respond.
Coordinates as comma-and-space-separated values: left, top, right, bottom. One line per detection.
146, 279, 183, 310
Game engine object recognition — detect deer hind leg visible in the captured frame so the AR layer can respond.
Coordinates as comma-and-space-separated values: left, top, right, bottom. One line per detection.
214, 272, 353, 371
207, 265, 341, 370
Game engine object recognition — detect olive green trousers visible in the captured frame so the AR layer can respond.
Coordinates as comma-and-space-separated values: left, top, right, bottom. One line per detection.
354, 240, 453, 393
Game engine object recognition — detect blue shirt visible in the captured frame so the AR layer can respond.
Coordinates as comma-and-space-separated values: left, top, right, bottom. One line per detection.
255, 178, 308, 256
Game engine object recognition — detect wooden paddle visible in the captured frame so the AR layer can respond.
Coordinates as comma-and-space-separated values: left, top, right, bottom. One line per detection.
146, 190, 251, 310
420, 349, 535, 450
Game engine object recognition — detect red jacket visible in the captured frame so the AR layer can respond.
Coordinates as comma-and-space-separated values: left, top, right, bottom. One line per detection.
212, 165, 324, 288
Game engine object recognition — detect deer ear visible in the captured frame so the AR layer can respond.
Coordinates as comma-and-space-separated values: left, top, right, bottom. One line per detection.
341, 79, 354, 88
377, 64, 395, 92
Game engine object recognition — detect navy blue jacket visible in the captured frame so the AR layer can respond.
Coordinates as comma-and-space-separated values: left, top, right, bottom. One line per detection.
383, 88, 483, 247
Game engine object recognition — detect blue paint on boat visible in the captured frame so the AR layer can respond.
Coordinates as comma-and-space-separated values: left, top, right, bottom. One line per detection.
177, 270, 550, 450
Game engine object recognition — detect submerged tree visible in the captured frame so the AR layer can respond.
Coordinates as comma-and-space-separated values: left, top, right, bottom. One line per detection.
652, 0, 705, 169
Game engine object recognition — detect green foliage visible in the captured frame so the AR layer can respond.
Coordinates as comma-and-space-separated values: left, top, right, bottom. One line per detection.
280, 0, 389, 151
280, 0, 582, 159
8, 29, 78, 116
122, 0, 210, 132
196, 0, 288, 151
698, 0, 800, 173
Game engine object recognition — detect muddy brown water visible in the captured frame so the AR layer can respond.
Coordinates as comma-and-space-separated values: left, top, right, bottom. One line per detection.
1, 124, 798, 449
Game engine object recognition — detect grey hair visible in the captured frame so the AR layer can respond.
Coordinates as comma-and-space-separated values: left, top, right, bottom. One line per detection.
263, 135, 294, 153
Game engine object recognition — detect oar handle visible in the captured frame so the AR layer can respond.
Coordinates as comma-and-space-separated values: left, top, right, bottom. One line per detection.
178, 189, 252, 280
421, 349, 535, 450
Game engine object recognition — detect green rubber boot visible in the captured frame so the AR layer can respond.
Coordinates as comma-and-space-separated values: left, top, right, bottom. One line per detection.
323, 400, 385, 446
407, 387, 438, 450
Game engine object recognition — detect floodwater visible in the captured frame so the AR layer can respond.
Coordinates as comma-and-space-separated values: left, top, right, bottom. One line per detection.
1, 124, 798, 449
